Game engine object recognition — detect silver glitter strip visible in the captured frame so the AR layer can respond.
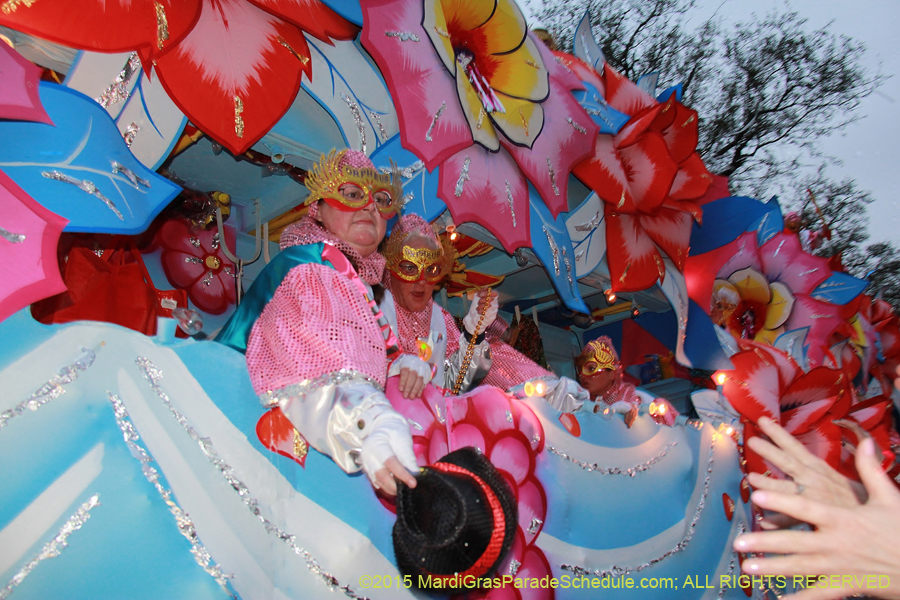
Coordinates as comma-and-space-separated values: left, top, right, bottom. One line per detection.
0, 494, 101, 600
202, 271, 214, 286
190, 237, 202, 248
574, 210, 601, 232
772, 239, 785, 257
341, 93, 366, 154
505, 180, 517, 227
717, 521, 745, 600
259, 370, 384, 408
799, 268, 819, 277
546, 158, 560, 196
111, 161, 150, 189
425, 102, 447, 142
454, 156, 471, 197
543, 226, 561, 276
0, 226, 25, 243
123, 122, 140, 148
211, 232, 220, 251
96, 52, 140, 108
135, 357, 371, 600
508, 559, 521, 576
586, 101, 618, 130
547, 441, 677, 475
566, 117, 587, 134
0, 347, 97, 430
528, 518, 543, 534
184, 256, 203, 264
562, 247, 574, 288
384, 31, 420, 42
41, 171, 124, 221
369, 111, 389, 141
561, 433, 718, 577
107, 391, 235, 597
389, 160, 424, 179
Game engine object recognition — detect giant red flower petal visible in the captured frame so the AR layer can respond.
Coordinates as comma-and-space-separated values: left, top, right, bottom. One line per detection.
796, 424, 842, 470
779, 366, 843, 437
248, 0, 358, 41
668, 153, 712, 202
602, 64, 656, 116
154, 0, 312, 154
653, 102, 699, 164
0, 0, 200, 59
640, 207, 693, 271
721, 348, 786, 424
604, 210, 666, 292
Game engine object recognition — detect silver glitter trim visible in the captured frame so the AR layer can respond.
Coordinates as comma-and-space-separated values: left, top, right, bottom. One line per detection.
222, 266, 235, 278
434, 402, 445, 424
0, 494, 101, 600
388, 160, 424, 179
547, 158, 560, 196
586, 98, 618, 130
369, 111, 389, 141
384, 31, 420, 42
508, 559, 521, 576
528, 518, 543, 535
0, 347, 97, 430
341, 93, 366, 154
425, 102, 447, 142
408, 419, 424, 431
0, 226, 25, 243
562, 247, 574, 288
505, 410, 513, 423
772, 239, 785, 257
123, 122, 140, 148
41, 171, 124, 221
561, 434, 718, 577
454, 156, 471, 197
112, 161, 150, 188
543, 226, 561, 276
96, 52, 140, 108
566, 117, 587, 134
547, 441, 677, 475
184, 256, 203, 264
532, 433, 541, 444
202, 271, 214, 286
574, 210, 601, 232
135, 358, 371, 600
717, 521, 745, 600
189, 237, 202, 248
259, 370, 384, 409
107, 391, 235, 596
211, 232, 220, 251
505, 180, 517, 227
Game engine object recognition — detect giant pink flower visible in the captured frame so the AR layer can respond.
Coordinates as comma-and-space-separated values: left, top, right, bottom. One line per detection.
361, 0, 598, 251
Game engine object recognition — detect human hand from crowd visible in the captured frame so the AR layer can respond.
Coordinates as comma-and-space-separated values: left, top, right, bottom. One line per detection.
388, 354, 432, 400
463, 289, 498, 335
746, 416, 864, 530
734, 436, 900, 600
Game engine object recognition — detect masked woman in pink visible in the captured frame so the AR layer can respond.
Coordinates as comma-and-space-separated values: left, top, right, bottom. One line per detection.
218, 149, 419, 495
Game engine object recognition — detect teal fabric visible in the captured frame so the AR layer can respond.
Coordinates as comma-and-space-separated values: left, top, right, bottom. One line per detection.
215, 243, 331, 353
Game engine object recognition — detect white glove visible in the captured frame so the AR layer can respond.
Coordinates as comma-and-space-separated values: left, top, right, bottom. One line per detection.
463, 290, 499, 335
359, 410, 419, 486
388, 353, 434, 382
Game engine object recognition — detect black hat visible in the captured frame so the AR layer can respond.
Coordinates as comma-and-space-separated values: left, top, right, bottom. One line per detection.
393, 447, 517, 587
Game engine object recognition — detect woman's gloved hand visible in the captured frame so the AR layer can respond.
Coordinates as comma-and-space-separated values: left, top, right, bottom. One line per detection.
359, 409, 419, 495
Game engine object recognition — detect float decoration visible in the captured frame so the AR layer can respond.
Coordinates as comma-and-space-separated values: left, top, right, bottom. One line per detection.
0, 83, 181, 234
0, 0, 359, 155
0, 41, 51, 125
0, 170, 68, 323
156, 218, 238, 315
361, 0, 598, 252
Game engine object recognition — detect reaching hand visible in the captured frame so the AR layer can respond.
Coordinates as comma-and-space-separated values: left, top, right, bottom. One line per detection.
746, 416, 864, 529
734, 436, 900, 600
359, 411, 419, 496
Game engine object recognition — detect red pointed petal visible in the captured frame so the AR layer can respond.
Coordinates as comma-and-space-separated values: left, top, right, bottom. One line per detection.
572, 135, 636, 213
0, 0, 200, 58
602, 64, 656, 115
655, 102, 698, 163
640, 208, 693, 271
617, 133, 677, 213
721, 348, 783, 423
154, 0, 310, 154
668, 153, 713, 202
247, 0, 358, 41
780, 367, 842, 436
615, 104, 663, 148
605, 211, 665, 292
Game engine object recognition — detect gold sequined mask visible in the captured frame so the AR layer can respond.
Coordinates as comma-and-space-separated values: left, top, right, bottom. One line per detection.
388, 245, 445, 283
304, 149, 402, 216
580, 339, 618, 376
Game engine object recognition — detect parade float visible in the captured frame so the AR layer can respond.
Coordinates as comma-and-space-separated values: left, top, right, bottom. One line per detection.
0, 1, 897, 599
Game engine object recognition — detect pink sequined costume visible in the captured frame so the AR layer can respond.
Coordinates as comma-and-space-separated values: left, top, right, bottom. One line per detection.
243, 162, 416, 480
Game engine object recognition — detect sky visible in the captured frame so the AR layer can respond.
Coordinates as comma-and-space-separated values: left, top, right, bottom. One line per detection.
526, 0, 900, 248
